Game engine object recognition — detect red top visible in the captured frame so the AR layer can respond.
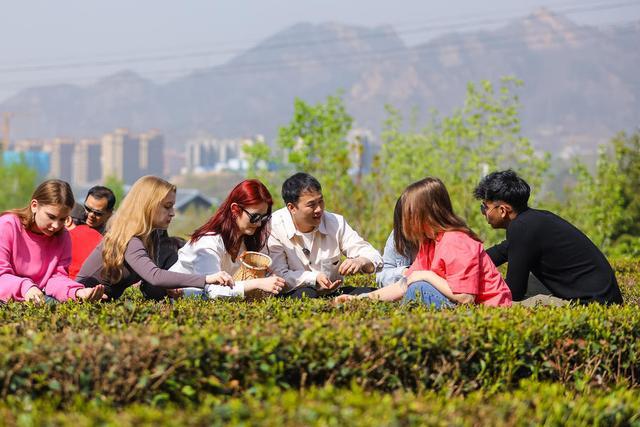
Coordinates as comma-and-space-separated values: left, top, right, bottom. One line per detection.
408, 231, 512, 307
68, 225, 103, 280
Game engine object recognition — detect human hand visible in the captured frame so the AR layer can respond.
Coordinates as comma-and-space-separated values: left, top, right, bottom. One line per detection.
316, 273, 342, 290
75, 284, 107, 302
166, 288, 184, 299
205, 271, 234, 287
338, 257, 370, 275
257, 276, 286, 295
24, 286, 45, 304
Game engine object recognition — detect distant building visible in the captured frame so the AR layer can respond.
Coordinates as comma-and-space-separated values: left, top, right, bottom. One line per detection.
101, 128, 165, 185
174, 188, 216, 213
139, 130, 164, 176
12, 139, 48, 152
7, 139, 51, 177
347, 128, 375, 176
2, 151, 50, 177
183, 134, 259, 174
49, 138, 75, 183
101, 128, 141, 185
73, 139, 102, 185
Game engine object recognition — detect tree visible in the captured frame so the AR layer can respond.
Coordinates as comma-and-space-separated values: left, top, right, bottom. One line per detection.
246, 79, 550, 250
559, 131, 640, 256
0, 161, 38, 211
245, 94, 360, 215
365, 77, 550, 248
104, 176, 125, 209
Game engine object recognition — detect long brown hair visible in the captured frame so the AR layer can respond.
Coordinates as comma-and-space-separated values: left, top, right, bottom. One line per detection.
392, 196, 417, 260
102, 175, 176, 284
401, 177, 481, 245
190, 179, 273, 261
2, 179, 75, 235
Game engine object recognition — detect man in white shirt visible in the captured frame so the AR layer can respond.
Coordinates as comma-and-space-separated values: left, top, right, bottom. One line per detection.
268, 172, 382, 298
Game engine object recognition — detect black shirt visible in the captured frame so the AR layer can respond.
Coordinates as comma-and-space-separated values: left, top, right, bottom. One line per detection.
486, 208, 622, 304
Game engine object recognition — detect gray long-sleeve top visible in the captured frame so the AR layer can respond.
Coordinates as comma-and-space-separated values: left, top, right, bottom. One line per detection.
76, 236, 206, 300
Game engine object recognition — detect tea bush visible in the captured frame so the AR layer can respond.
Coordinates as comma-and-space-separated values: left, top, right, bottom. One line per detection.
1, 382, 639, 426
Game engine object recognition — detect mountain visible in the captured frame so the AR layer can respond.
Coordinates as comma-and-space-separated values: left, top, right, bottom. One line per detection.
2, 9, 639, 155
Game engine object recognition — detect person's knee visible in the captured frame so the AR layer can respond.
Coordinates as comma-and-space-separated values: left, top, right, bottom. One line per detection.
405, 281, 436, 297
403, 281, 451, 308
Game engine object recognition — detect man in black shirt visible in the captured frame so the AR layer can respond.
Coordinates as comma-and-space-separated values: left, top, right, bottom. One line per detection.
473, 170, 622, 305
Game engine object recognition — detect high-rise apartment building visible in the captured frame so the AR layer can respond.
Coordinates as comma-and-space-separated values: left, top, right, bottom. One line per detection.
73, 138, 102, 185
139, 130, 164, 177
49, 138, 75, 183
101, 128, 140, 185
184, 135, 256, 173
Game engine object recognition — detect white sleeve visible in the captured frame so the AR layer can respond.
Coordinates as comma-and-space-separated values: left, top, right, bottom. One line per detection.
169, 236, 224, 275
339, 217, 383, 270
204, 281, 245, 299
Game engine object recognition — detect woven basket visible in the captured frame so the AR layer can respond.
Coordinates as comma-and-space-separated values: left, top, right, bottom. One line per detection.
233, 251, 273, 301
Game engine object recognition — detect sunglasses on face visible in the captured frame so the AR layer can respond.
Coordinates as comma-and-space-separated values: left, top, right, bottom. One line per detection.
240, 207, 271, 224
480, 203, 499, 216
84, 205, 106, 218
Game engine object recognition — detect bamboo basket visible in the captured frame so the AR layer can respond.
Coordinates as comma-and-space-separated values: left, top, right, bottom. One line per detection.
233, 251, 273, 301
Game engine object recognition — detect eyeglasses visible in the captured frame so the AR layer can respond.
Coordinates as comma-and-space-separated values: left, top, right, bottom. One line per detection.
480, 203, 499, 216
240, 207, 271, 224
84, 204, 106, 218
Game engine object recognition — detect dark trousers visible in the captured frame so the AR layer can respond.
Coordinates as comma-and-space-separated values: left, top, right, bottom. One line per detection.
280, 285, 376, 299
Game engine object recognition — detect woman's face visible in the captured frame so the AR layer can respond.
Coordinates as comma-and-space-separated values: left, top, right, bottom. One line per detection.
30, 201, 70, 236
234, 202, 269, 236
152, 191, 176, 229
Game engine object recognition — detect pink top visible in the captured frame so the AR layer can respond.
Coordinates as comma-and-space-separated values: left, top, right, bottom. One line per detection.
407, 231, 512, 307
0, 214, 84, 302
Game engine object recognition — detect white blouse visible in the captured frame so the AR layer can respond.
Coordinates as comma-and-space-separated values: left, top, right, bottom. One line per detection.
169, 234, 247, 299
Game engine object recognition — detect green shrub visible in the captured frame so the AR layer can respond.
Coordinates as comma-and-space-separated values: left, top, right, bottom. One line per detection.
1, 301, 639, 404
1, 382, 639, 426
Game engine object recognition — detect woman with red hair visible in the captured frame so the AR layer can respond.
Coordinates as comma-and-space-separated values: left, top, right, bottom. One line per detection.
169, 179, 285, 299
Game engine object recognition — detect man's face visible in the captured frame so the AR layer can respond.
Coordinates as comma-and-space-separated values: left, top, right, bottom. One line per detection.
84, 195, 112, 229
287, 190, 324, 233
480, 200, 509, 229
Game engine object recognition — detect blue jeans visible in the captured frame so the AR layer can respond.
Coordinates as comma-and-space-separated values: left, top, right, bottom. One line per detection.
402, 281, 454, 309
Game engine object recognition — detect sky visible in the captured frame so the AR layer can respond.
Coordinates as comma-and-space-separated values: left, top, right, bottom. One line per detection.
1, 0, 639, 102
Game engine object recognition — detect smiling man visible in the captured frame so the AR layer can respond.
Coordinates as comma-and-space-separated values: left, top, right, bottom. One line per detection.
268, 172, 382, 298
83, 186, 116, 235
474, 169, 622, 305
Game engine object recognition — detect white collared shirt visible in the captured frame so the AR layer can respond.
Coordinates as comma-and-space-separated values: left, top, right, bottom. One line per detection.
169, 234, 246, 298
267, 207, 383, 291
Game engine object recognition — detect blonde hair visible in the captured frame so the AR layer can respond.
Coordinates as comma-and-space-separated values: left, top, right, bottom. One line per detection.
401, 177, 481, 245
101, 175, 176, 284
2, 179, 75, 235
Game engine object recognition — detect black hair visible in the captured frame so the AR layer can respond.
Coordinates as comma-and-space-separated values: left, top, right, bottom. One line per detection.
473, 169, 530, 213
86, 186, 116, 211
70, 202, 87, 225
281, 172, 322, 205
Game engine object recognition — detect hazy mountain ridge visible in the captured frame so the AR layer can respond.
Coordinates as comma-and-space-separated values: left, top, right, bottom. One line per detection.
2, 9, 638, 154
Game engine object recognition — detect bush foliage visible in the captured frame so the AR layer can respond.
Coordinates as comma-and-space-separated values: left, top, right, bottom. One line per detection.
0, 263, 638, 407
2, 382, 640, 426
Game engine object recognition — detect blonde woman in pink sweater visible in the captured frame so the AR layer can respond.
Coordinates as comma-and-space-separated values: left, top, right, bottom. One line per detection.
0, 180, 105, 303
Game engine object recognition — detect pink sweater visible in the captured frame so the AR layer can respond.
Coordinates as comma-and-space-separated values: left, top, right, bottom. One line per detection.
0, 214, 83, 302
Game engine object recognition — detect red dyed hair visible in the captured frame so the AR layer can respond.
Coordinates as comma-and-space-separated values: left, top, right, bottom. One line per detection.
190, 179, 273, 260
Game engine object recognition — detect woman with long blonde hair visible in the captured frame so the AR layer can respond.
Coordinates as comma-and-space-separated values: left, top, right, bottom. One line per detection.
336, 177, 512, 308
0, 179, 104, 303
76, 176, 232, 299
